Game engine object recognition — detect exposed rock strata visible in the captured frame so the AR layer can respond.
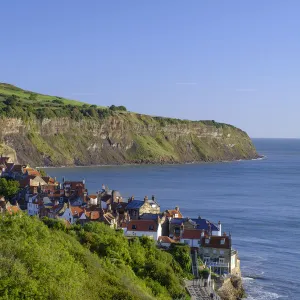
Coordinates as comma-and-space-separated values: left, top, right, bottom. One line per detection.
0, 114, 259, 167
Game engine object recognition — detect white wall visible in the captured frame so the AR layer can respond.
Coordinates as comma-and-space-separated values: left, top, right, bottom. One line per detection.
181, 238, 201, 248
59, 208, 74, 224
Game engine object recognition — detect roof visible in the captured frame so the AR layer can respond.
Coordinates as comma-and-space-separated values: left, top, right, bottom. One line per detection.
165, 209, 183, 218
139, 213, 160, 220
200, 236, 230, 249
182, 229, 203, 240
127, 220, 158, 232
191, 218, 219, 232
64, 181, 85, 189
170, 217, 188, 225
6, 203, 20, 214
85, 210, 100, 220
158, 236, 176, 244
24, 168, 41, 177
126, 200, 144, 210
70, 206, 85, 217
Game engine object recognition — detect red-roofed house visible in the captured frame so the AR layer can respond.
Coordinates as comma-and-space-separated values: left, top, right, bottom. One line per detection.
125, 220, 162, 240
180, 229, 206, 248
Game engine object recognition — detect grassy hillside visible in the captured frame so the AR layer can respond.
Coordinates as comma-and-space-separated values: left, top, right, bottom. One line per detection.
0, 213, 190, 300
0, 83, 88, 106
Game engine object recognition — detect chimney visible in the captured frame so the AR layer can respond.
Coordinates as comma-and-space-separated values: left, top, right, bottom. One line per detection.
144, 196, 148, 203
198, 215, 201, 219
218, 221, 222, 236
97, 191, 102, 209
128, 196, 134, 203
175, 206, 179, 211
180, 223, 184, 239
82, 178, 86, 185
152, 195, 155, 201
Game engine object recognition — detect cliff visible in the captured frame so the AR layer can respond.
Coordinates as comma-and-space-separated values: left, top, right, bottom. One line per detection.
0, 114, 258, 167
0, 83, 258, 166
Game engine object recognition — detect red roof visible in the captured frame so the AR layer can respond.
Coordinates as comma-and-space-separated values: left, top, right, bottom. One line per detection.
182, 229, 203, 239
127, 220, 158, 232
158, 236, 176, 243
70, 206, 85, 217
6, 203, 20, 214
165, 209, 183, 218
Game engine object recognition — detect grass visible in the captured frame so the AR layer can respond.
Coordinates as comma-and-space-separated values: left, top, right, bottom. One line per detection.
0, 83, 97, 107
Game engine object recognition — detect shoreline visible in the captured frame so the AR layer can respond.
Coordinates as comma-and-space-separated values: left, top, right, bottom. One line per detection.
38, 155, 265, 169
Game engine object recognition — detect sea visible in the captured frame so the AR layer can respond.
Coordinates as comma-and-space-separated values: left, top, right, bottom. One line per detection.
45, 138, 300, 300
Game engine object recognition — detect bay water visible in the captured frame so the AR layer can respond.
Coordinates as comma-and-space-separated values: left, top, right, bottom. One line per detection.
46, 139, 300, 300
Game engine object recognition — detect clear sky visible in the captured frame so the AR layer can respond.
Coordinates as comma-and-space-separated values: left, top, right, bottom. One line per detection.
1, 1, 299, 138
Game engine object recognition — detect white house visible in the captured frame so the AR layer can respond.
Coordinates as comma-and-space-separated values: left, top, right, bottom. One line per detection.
125, 220, 162, 241
27, 194, 40, 216
180, 229, 205, 248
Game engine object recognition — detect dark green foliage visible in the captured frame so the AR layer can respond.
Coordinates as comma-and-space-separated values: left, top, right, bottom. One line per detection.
169, 243, 192, 274
4, 94, 19, 106
28, 93, 37, 100
0, 214, 158, 300
109, 105, 127, 111
0, 178, 19, 200
39, 219, 188, 299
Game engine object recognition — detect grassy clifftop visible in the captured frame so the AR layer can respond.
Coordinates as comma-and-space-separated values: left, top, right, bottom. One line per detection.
0, 83, 258, 166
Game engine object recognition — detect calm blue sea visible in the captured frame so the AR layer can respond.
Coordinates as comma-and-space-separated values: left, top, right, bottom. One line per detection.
45, 139, 300, 300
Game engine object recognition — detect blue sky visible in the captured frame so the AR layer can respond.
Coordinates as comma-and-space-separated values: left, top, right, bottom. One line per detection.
1, 1, 299, 138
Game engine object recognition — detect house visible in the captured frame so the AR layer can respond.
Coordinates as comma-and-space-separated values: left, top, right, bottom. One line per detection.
158, 236, 176, 248
125, 196, 160, 220
165, 206, 183, 219
169, 217, 221, 240
190, 217, 221, 236
20, 175, 47, 194
63, 180, 87, 199
180, 229, 206, 248
198, 234, 238, 275
125, 219, 162, 241
27, 194, 40, 216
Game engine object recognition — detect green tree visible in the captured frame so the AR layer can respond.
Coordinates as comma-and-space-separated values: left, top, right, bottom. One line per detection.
0, 178, 19, 200
28, 93, 37, 100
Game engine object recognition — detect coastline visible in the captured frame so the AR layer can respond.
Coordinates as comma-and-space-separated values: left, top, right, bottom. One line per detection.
38, 155, 265, 169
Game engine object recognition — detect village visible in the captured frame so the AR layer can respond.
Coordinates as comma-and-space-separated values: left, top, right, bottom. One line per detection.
0, 155, 241, 298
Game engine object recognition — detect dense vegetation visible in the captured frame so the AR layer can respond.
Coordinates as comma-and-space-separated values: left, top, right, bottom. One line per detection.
0, 213, 190, 300
0, 83, 127, 121
0, 178, 19, 200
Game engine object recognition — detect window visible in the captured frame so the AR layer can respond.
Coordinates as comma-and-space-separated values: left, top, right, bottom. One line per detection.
149, 225, 154, 230
220, 239, 225, 245
204, 248, 209, 254
132, 225, 137, 230
220, 250, 224, 255
205, 238, 210, 244
174, 214, 178, 218
213, 249, 217, 254
184, 240, 189, 245
219, 258, 225, 264
204, 256, 210, 262
174, 227, 180, 235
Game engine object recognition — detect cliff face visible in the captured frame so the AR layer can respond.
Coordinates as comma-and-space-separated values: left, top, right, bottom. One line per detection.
0, 113, 258, 167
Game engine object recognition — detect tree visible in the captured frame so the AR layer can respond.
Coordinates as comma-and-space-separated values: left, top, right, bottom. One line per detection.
4, 94, 18, 106
28, 93, 37, 100
0, 178, 19, 200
